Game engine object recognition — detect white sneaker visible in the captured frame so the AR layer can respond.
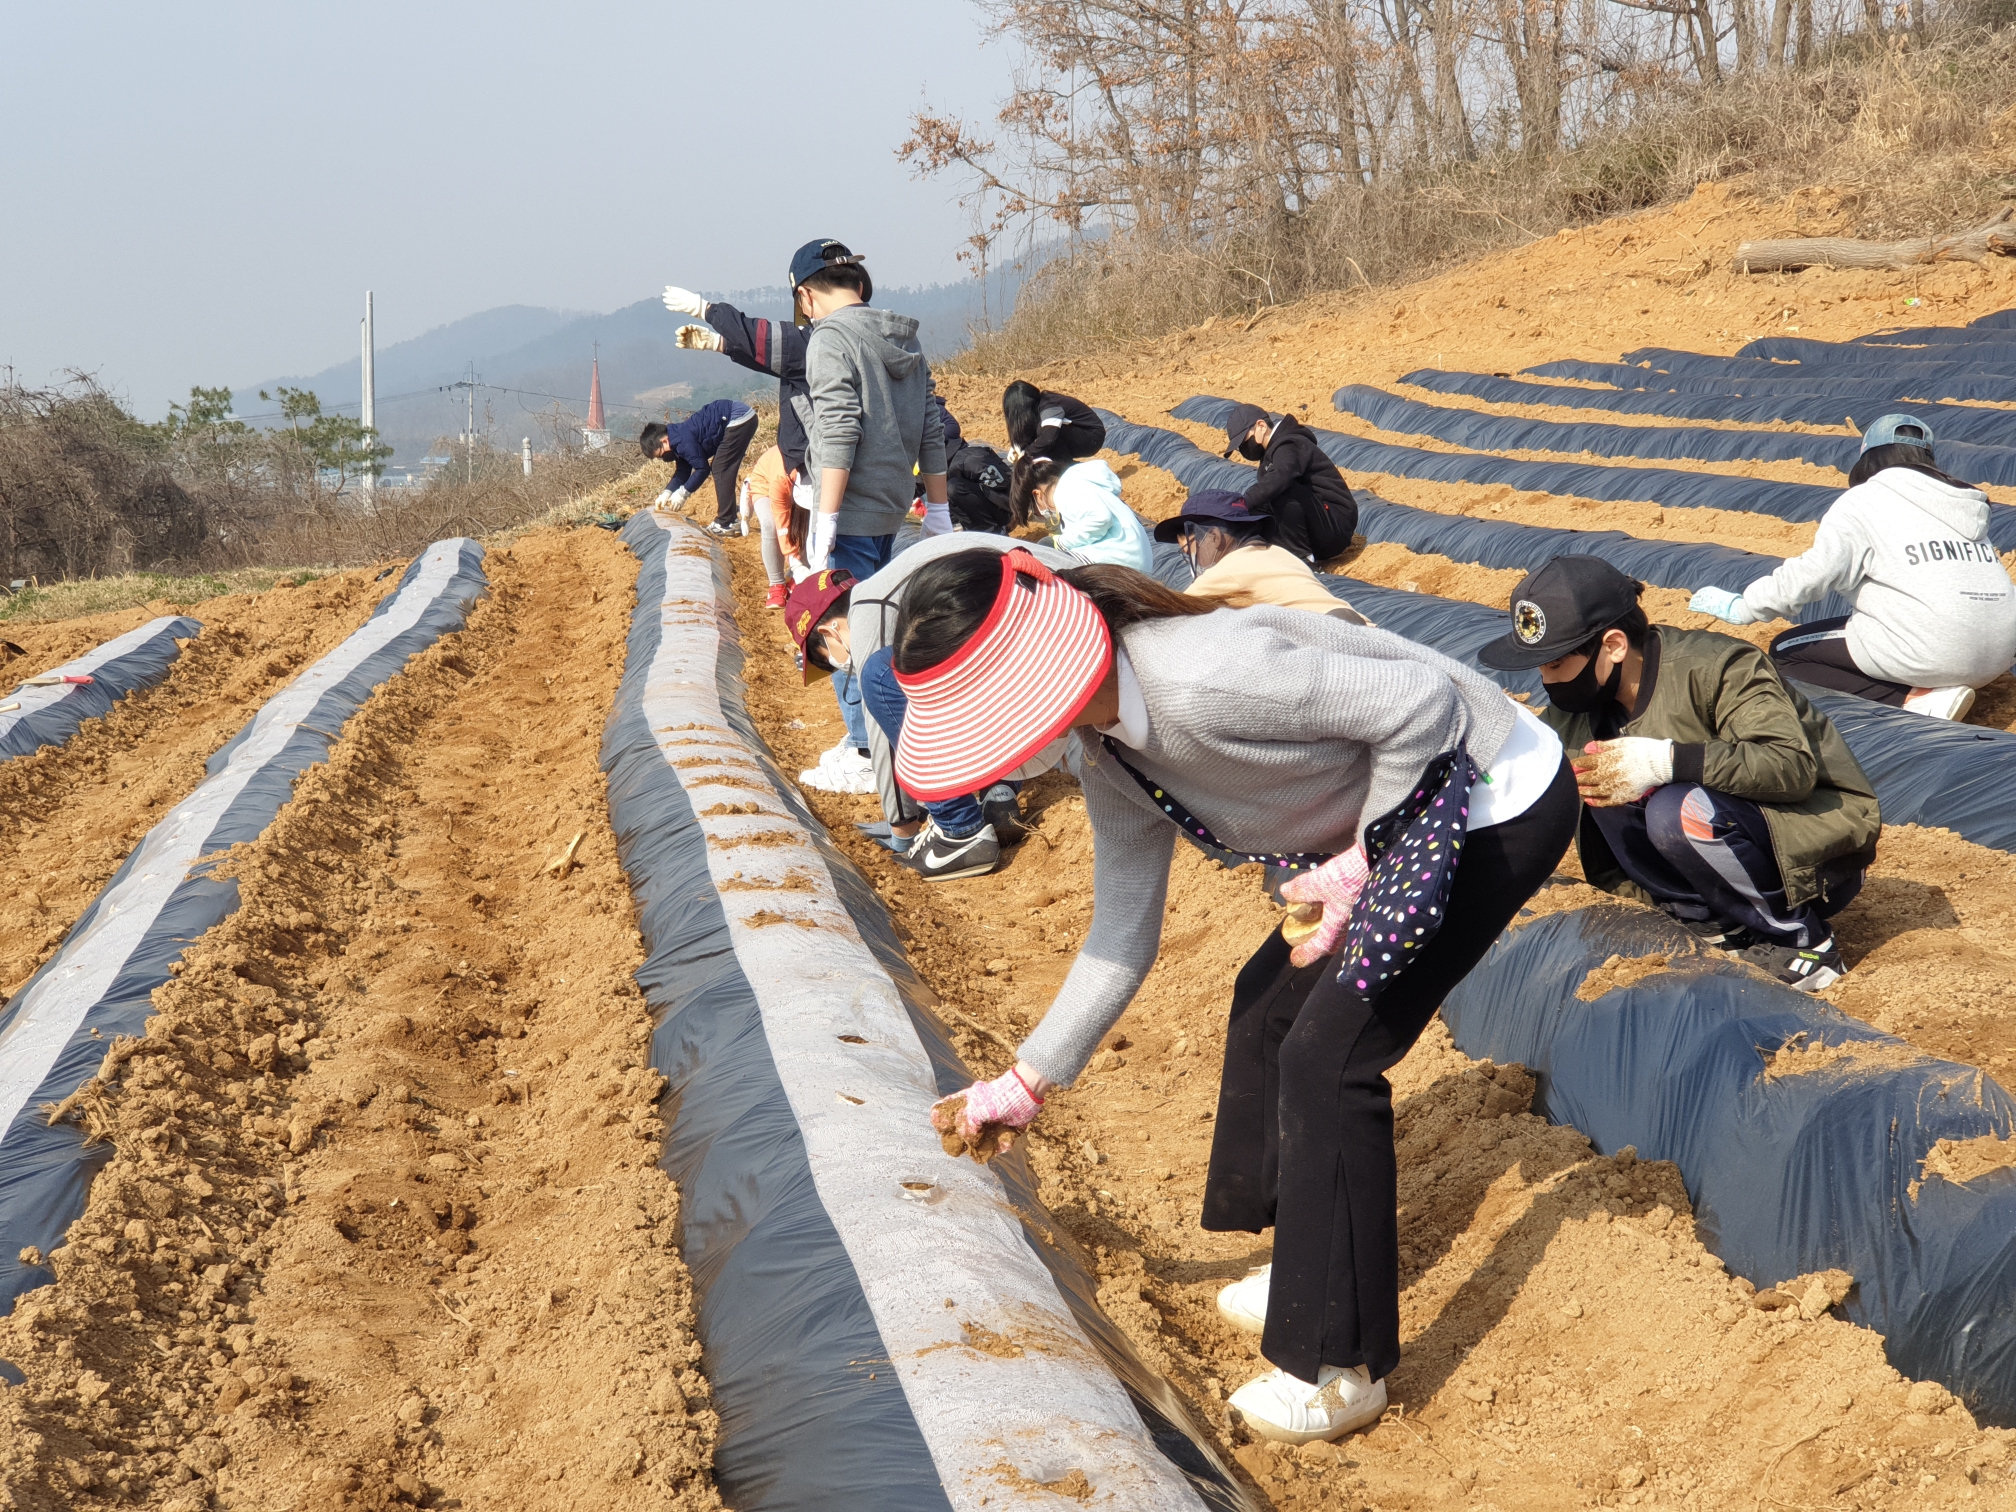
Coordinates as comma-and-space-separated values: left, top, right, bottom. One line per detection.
1229, 1363, 1387, 1445
1903, 685, 1976, 721
1217, 1264, 1270, 1334
799, 742, 875, 795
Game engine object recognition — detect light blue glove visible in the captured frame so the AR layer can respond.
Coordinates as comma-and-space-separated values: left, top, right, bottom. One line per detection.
1689, 586, 1761, 625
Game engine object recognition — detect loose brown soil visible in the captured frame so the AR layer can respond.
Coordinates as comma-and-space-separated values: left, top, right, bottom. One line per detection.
0, 528, 723, 1511
0, 577, 401, 1003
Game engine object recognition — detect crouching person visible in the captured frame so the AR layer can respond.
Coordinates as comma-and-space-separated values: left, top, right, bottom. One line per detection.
1483, 556, 1880, 992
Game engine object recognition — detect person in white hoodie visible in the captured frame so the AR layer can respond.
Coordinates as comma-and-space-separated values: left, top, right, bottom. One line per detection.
1689, 414, 2016, 721
1006, 454, 1156, 571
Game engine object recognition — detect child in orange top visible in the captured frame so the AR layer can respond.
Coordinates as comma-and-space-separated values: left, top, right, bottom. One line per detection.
744, 445, 813, 608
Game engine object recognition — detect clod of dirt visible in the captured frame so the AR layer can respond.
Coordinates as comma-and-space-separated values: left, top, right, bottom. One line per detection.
1762, 1032, 1931, 1080
933, 1094, 1018, 1164
1919, 1131, 2016, 1188
986, 1463, 1093, 1501
1575, 952, 1672, 1001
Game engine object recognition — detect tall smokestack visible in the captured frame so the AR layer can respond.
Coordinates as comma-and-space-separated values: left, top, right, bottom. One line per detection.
361, 291, 377, 500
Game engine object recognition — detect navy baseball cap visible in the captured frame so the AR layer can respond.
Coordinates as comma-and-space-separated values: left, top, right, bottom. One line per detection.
1151, 489, 1274, 543
1859, 413, 1934, 455
1478, 555, 1644, 671
788, 239, 871, 326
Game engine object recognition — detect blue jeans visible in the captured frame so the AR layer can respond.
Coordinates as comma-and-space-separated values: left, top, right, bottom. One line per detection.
829, 533, 894, 751
859, 648, 1005, 839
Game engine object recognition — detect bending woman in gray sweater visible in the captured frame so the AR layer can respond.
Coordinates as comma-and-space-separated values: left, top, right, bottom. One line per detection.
888, 548, 1578, 1445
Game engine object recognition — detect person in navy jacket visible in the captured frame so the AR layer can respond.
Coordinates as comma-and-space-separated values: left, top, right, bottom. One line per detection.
638, 398, 759, 536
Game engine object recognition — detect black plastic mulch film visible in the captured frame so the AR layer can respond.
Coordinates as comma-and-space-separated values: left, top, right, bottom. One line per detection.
1398, 368, 2016, 442
1527, 358, 2016, 405
0, 616, 201, 762
603, 514, 1249, 1512
0, 542, 489, 1313
1329, 383, 2016, 487
1441, 906, 2016, 1427
1092, 408, 1859, 620
1167, 396, 1851, 526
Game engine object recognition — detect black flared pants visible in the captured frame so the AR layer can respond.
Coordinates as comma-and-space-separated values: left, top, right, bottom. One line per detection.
1202, 758, 1579, 1383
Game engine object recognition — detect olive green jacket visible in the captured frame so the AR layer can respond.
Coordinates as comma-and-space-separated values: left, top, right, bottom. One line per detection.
1538, 625, 1881, 909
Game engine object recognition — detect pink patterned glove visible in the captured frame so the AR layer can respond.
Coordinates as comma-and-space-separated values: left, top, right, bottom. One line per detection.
1278, 845, 1372, 968
931, 1067, 1043, 1163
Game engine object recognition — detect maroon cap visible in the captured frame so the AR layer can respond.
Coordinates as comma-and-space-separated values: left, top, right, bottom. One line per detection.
784, 569, 856, 683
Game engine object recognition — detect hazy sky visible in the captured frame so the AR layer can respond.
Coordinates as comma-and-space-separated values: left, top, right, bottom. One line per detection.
1, 1, 1006, 416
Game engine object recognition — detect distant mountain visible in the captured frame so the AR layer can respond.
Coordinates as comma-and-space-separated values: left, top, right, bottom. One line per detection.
235, 266, 1021, 470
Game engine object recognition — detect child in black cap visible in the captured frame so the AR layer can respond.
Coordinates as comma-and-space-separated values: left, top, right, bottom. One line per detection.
1481, 555, 1881, 992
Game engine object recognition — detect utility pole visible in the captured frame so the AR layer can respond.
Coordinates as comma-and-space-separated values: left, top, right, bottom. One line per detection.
522, 437, 532, 477
360, 291, 376, 502
444, 368, 480, 484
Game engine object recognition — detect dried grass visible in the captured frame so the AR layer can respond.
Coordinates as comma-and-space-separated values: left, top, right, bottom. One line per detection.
955, 28, 2016, 373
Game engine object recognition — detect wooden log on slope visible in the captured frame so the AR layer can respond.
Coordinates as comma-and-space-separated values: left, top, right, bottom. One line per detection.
1733, 207, 2016, 273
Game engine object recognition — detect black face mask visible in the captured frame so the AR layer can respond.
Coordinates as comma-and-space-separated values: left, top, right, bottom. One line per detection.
1544, 646, 1624, 715
1238, 438, 1266, 462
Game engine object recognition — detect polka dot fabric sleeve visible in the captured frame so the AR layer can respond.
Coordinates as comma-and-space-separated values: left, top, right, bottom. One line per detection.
1337, 745, 1477, 1001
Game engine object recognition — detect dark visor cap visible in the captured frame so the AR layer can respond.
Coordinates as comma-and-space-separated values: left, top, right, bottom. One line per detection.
1477, 555, 1644, 671
1150, 488, 1273, 543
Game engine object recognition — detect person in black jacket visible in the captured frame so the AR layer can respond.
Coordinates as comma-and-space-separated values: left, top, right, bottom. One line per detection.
933, 399, 1012, 533
1003, 381, 1106, 464
1221, 403, 1358, 563
662, 285, 812, 475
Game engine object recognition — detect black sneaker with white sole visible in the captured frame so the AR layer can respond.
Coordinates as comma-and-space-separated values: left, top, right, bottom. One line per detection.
980, 783, 1027, 842
1678, 917, 1758, 952
1740, 937, 1845, 993
900, 820, 1001, 882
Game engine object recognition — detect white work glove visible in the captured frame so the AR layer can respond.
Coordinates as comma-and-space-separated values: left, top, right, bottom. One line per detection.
920, 500, 954, 537
675, 324, 724, 352
655, 486, 690, 511
808, 512, 839, 572
1688, 586, 1761, 625
1572, 738, 1674, 807
662, 286, 709, 319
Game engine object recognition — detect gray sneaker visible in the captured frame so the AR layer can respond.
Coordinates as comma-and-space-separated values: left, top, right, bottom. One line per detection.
980, 783, 1027, 842
900, 819, 1000, 882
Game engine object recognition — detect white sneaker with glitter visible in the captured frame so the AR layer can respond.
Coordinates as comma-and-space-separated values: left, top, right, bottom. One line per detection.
798, 741, 875, 795
1216, 1264, 1270, 1334
1229, 1363, 1386, 1444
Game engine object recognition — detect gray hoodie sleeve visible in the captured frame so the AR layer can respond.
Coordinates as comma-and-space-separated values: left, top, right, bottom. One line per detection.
918, 363, 948, 478
805, 325, 863, 475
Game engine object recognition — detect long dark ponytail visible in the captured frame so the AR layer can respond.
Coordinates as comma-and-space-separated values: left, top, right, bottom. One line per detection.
1008, 453, 1064, 530
1002, 379, 1042, 452
892, 550, 1227, 676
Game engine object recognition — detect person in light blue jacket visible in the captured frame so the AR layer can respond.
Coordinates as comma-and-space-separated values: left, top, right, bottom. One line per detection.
1008, 454, 1155, 571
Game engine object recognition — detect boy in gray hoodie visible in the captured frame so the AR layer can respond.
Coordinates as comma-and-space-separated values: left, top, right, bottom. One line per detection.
786, 238, 954, 790
790, 238, 951, 581
1690, 414, 2016, 722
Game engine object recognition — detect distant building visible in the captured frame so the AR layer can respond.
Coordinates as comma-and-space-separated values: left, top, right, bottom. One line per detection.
583, 357, 610, 451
